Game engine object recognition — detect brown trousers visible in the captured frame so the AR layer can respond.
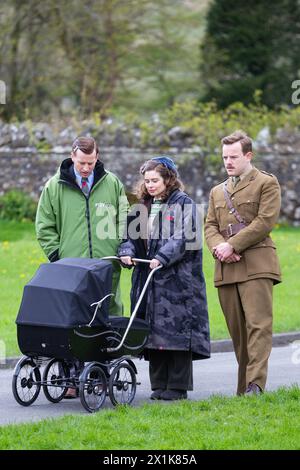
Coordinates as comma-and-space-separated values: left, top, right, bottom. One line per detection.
218, 278, 273, 395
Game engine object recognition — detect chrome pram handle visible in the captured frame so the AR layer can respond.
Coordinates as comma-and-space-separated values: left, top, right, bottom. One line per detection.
101, 256, 162, 353
102, 255, 154, 265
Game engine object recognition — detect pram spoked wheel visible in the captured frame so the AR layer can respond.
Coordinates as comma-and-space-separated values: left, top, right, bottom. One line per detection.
43, 359, 70, 403
108, 361, 136, 406
79, 362, 107, 413
12, 356, 41, 406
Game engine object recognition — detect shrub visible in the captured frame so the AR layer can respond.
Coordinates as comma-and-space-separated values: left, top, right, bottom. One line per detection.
135, 98, 300, 167
0, 190, 37, 222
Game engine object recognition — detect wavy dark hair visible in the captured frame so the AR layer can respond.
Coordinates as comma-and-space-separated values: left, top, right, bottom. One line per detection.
135, 160, 184, 201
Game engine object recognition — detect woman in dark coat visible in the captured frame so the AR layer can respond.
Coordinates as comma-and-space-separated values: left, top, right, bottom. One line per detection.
119, 156, 210, 400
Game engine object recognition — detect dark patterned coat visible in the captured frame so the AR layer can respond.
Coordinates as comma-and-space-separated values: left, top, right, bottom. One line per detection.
118, 189, 210, 360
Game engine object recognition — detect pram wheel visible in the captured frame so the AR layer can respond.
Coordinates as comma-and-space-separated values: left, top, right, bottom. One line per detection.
12, 356, 41, 406
43, 359, 70, 403
79, 363, 107, 413
108, 362, 136, 406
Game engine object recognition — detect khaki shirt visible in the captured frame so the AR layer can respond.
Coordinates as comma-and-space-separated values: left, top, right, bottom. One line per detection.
205, 167, 282, 286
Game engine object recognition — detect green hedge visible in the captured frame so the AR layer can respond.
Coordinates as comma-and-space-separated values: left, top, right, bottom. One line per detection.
119, 95, 300, 157
0, 190, 37, 222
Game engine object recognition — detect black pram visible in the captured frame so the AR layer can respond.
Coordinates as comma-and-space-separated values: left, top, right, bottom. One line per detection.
12, 257, 158, 412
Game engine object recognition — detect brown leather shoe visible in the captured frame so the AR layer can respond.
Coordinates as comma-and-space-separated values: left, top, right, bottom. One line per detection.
64, 387, 79, 399
245, 382, 263, 396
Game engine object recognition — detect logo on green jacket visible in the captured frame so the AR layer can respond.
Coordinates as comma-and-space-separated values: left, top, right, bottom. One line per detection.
95, 202, 113, 209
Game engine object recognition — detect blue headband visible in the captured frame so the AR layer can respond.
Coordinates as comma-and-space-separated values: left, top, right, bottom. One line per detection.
151, 156, 178, 174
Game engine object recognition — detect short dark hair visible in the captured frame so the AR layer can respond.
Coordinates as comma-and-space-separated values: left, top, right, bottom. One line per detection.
221, 130, 252, 154
72, 136, 99, 156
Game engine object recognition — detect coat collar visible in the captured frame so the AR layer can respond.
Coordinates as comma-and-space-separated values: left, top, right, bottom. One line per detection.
166, 189, 188, 205
59, 158, 106, 188
228, 167, 259, 194
141, 189, 188, 209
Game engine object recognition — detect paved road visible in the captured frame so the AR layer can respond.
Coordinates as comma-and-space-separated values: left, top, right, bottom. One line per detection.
1, 345, 299, 426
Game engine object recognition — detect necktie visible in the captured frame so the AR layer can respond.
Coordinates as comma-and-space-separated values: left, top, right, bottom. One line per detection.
233, 176, 241, 188
81, 177, 89, 197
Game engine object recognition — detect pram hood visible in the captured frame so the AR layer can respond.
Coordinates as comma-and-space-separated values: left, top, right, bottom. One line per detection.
16, 258, 113, 328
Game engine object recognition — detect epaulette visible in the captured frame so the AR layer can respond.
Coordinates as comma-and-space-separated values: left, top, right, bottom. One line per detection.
259, 170, 274, 177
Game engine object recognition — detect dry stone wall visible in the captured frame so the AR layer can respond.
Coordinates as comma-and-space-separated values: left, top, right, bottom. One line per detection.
0, 123, 299, 225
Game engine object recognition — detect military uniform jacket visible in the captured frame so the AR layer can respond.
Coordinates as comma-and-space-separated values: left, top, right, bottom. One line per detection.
204, 167, 282, 287
118, 189, 210, 360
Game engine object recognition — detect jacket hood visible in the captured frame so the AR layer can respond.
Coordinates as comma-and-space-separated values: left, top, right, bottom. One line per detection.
59, 158, 106, 187
142, 189, 190, 208
167, 189, 190, 205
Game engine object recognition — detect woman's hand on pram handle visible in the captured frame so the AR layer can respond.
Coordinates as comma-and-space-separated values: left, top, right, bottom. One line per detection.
149, 258, 161, 270
117, 256, 161, 269
120, 256, 135, 266
102, 256, 161, 270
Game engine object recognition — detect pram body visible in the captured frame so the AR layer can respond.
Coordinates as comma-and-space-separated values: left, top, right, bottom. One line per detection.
12, 257, 157, 412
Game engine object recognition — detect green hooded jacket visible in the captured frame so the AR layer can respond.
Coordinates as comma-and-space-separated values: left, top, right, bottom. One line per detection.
36, 158, 129, 315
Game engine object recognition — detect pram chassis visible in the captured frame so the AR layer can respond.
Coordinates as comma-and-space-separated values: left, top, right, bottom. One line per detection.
12, 257, 160, 413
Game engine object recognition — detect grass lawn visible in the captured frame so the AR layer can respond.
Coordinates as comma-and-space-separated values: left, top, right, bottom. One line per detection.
0, 387, 300, 449
0, 221, 299, 357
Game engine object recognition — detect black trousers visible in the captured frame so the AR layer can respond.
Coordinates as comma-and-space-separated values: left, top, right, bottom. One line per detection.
148, 349, 193, 391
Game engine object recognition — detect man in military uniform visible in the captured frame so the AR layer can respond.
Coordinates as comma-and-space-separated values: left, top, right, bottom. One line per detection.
205, 130, 281, 396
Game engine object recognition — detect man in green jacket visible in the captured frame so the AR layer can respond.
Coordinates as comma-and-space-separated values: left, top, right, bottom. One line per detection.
36, 136, 128, 317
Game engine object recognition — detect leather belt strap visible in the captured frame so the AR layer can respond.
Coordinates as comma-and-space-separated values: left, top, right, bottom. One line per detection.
223, 181, 246, 224
220, 222, 247, 240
